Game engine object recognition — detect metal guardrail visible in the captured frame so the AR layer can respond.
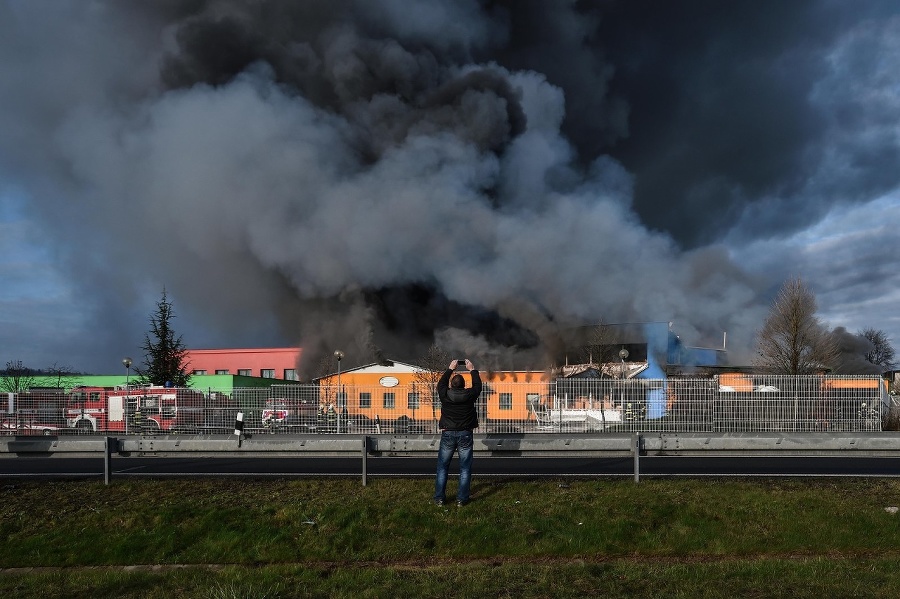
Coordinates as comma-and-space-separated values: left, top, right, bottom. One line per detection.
2, 432, 900, 485
4, 432, 900, 457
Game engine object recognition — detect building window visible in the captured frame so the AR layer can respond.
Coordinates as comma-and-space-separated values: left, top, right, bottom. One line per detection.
432, 391, 441, 410
261, 369, 275, 379
193, 370, 207, 375
407, 392, 420, 409
215, 369, 229, 375
359, 392, 371, 408
237, 369, 252, 376
383, 392, 395, 409
284, 369, 298, 381
499, 392, 513, 411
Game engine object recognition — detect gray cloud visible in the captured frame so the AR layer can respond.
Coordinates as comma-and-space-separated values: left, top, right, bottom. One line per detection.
1, 0, 898, 376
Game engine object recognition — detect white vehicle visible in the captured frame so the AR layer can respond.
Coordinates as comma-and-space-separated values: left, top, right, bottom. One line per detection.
0, 417, 59, 436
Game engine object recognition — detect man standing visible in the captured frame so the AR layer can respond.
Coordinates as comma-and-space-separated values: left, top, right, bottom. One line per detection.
433, 359, 482, 507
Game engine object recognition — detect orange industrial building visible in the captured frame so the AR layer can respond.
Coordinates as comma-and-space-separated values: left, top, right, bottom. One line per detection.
311, 360, 551, 423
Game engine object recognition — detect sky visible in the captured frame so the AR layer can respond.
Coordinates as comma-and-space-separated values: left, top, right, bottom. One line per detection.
0, 0, 898, 376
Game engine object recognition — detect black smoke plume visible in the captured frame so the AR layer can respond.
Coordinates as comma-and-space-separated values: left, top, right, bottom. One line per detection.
2, 1, 897, 376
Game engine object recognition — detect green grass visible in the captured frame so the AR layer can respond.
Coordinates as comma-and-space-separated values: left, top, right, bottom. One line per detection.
2, 476, 900, 597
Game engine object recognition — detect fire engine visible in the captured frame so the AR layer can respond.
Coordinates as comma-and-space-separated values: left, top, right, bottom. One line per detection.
2, 389, 66, 435
261, 397, 319, 432
65, 386, 205, 433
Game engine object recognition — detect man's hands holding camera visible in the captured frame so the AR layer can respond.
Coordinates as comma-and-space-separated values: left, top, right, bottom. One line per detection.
450, 358, 474, 371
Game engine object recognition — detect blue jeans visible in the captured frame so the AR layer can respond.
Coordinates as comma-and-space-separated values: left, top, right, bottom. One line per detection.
434, 430, 474, 503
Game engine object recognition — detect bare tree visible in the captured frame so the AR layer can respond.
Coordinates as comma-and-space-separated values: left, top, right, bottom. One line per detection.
582, 319, 620, 372
831, 327, 883, 374
755, 277, 840, 374
860, 328, 896, 369
40, 363, 82, 391
314, 354, 336, 379
412, 344, 452, 426
314, 353, 341, 408
0, 360, 38, 393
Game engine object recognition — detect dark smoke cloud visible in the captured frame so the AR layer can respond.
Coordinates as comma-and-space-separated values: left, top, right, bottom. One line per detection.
1, 0, 898, 376
495, 1, 900, 248
831, 327, 882, 375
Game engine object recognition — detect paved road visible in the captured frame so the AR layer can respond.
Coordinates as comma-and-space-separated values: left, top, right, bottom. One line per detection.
1, 455, 899, 479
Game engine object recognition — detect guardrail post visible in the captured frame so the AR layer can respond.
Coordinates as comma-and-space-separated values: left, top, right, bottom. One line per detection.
104, 437, 116, 485
633, 432, 641, 483
362, 436, 368, 486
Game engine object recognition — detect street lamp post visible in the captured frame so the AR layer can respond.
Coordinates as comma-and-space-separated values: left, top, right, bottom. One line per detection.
122, 357, 132, 389
618, 348, 629, 411
334, 350, 344, 395
618, 348, 629, 379
122, 357, 132, 435
334, 350, 344, 433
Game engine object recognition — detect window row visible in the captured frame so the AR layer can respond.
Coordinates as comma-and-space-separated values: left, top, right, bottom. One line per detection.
192, 369, 298, 380
332, 392, 438, 410
328, 392, 524, 411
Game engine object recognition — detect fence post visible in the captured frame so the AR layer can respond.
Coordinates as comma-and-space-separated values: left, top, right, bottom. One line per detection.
104, 437, 116, 485
234, 412, 244, 448
633, 432, 641, 483
361, 435, 368, 486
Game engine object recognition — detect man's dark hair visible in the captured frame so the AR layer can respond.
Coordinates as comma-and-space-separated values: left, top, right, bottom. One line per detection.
450, 374, 465, 388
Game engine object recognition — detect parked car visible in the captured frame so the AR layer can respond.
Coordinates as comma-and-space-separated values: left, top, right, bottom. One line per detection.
0, 416, 60, 436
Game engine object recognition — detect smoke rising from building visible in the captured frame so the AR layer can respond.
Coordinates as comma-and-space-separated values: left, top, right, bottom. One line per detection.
1, 1, 898, 375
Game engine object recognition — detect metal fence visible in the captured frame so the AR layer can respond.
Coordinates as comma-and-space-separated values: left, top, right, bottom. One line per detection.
2, 375, 892, 436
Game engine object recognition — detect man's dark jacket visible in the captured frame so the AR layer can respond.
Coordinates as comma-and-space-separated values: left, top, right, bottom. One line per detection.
437, 368, 482, 431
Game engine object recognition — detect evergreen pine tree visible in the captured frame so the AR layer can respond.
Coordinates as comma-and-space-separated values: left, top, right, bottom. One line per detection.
135, 289, 191, 387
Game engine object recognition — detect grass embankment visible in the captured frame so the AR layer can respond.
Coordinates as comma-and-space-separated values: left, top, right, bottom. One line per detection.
2, 477, 900, 597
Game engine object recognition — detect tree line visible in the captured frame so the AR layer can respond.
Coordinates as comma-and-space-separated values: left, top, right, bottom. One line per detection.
755, 277, 895, 375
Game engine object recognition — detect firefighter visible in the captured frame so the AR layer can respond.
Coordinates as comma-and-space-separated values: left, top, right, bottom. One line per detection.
317, 404, 326, 431
340, 406, 349, 433
326, 403, 337, 433
133, 407, 143, 434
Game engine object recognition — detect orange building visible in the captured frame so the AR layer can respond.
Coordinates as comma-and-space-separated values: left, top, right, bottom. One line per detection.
315, 360, 550, 423
185, 348, 302, 380
482, 369, 551, 422
316, 360, 434, 420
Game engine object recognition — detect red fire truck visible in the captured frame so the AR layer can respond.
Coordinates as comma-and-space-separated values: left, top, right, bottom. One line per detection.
65, 386, 205, 433
2, 389, 65, 435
